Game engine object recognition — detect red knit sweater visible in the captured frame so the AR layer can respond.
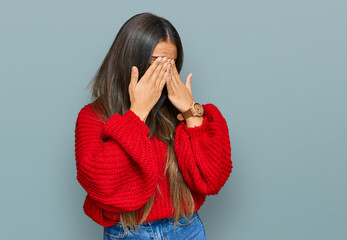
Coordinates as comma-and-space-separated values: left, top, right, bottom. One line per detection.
74, 102, 232, 227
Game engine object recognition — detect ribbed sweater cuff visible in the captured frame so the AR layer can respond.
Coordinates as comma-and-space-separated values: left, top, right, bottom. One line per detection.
181, 114, 209, 138
102, 109, 150, 138
179, 104, 210, 138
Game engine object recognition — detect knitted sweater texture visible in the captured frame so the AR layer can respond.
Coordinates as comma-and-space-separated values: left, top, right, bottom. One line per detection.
74, 103, 232, 227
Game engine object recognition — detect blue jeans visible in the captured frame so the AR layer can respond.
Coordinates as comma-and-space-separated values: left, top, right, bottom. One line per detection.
104, 211, 207, 239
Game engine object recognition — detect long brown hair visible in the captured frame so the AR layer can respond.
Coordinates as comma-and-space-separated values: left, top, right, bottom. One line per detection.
86, 12, 195, 232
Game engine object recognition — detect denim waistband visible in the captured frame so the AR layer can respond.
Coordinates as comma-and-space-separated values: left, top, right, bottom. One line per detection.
135, 211, 198, 228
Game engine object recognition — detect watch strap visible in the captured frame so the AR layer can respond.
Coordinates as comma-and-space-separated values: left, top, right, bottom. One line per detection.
177, 101, 201, 121
182, 108, 193, 119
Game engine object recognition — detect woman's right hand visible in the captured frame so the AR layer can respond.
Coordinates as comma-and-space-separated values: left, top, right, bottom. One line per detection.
129, 57, 171, 122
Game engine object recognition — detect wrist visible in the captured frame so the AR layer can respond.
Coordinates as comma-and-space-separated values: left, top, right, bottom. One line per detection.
129, 107, 149, 122
185, 115, 203, 128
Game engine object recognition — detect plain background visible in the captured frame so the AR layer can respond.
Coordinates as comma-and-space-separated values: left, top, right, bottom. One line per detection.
1, 0, 346, 239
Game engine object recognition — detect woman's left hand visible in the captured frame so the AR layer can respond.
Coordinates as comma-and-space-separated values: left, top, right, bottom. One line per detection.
165, 59, 194, 113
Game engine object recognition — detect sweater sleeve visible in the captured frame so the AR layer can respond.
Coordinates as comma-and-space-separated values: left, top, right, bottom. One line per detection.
74, 104, 159, 213
174, 103, 233, 195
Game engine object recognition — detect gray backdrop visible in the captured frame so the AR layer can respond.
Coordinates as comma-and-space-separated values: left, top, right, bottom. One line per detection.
1, 0, 346, 239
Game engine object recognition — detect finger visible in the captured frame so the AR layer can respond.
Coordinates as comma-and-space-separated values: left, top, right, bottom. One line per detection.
166, 71, 174, 95
168, 63, 177, 88
159, 71, 167, 91
152, 58, 168, 87
142, 57, 162, 80
154, 59, 168, 88
170, 59, 181, 84
151, 57, 166, 83
130, 66, 139, 89
185, 73, 192, 91
169, 61, 180, 87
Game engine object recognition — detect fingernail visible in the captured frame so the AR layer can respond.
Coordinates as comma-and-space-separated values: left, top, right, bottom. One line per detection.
157, 57, 162, 61
171, 59, 175, 64
164, 62, 167, 68
132, 66, 136, 72
163, 57, 167, 62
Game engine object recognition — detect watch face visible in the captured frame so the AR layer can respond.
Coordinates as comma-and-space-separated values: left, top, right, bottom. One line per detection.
194, 103, 204, 115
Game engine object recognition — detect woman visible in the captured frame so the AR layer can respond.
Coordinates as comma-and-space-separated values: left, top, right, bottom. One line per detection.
74, 12, 233, 239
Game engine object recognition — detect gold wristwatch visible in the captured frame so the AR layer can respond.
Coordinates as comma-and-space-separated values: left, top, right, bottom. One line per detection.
177, 101, 204, 121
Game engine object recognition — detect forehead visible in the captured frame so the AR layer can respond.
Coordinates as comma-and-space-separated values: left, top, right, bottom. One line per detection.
152, 40, 177, 59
